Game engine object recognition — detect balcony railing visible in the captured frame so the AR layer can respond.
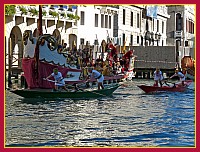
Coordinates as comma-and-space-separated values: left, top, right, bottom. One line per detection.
174, 31, 182, 38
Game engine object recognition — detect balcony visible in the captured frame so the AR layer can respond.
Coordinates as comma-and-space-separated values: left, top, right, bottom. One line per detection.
174, 31, 182, 38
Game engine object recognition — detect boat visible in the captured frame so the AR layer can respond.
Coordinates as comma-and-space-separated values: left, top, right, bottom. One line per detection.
10, 7, 134, 99
10, 84, 120, 99
181, 56, 195, 80
137, 80, 193, 93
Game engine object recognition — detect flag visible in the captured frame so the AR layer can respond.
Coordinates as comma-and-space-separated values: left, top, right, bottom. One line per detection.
146, 5, 158, 19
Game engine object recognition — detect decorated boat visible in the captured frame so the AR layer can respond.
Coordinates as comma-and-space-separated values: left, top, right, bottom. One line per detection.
137, 80, 193, 93
9, 6, 136, 99
20, 31, 135, 89
181, 56, 195, 80
10, 84, 120, 99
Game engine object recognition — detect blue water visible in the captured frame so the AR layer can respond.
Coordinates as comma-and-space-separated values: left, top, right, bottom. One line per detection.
5, 79, 195, 147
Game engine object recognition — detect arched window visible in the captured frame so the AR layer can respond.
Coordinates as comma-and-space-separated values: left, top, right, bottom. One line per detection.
176, 13, 182, 31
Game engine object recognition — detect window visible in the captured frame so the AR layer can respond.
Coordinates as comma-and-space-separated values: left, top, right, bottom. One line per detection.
176, 13, 182, 31
130, 34, 133, 45
80, 38, 84, 45
101, 14, 104, 28
162, 21, 164, 33
131, 12, 133, 26
185, 41, 188, 46
157, 20, 159, 32
153, 19, 154, 31
122, 33, 125, 45
95, 14, 98, 27
192, 22, 194, 34
137, 13, 140, 28
109, 16, 111, 29
186, 19, 189, 32
137, 36, 139, 44
80, 11, 85, 25
105, 15, 108, 28
187, 20, 195, 34
123, 9, 125, 25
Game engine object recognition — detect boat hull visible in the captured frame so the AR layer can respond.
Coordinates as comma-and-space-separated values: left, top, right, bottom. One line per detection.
10, 84, 120, 99
137, 80, 193, 93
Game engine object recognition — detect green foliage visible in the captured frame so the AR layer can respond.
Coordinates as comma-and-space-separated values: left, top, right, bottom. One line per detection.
74, 14, 80, 20
49, 10, 59, 17
42, 10, 47, 16
5, 5, 16, 16
67, 13, 80, 20
67, 13, 74, 20
19, 6, 27, 15
29, 8, 38, 16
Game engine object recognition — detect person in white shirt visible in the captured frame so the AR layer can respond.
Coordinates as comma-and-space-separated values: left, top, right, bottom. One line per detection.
170, 69, 185, 86
153, 68, 164, 87
45, 68, 68, 91
87, 67, 104, 90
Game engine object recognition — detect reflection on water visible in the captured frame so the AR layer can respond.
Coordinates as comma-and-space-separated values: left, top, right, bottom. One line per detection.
5, 79, 195, 147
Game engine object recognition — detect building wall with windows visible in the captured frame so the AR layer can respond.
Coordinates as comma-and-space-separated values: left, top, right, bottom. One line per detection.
76, 5, 117, 47
166, 5, 195, 60
116, 5, 170, 48
118, 5, 142, 47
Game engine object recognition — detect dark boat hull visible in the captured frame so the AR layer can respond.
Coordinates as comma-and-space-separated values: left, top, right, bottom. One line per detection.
137, 80, 193, 93
10, 84, 120, 99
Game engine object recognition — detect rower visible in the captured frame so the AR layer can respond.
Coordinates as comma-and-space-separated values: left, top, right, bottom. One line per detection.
45, 68, 68, 91
87, 67, 104, 90
170, 69, 185, 86
153, 68, 164, 87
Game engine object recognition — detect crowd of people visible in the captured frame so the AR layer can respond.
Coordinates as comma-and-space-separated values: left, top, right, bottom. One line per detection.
46, 39, 186, 90
56, 41, 134, 80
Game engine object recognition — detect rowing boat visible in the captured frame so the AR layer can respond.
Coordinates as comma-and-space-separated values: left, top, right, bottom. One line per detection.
10, 84, 120, 99
137, 80, 193, 93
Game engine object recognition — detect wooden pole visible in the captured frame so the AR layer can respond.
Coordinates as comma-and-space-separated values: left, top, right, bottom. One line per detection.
8, 38, 13, 88
38, 5, 43, 35
34, 5, 43, 86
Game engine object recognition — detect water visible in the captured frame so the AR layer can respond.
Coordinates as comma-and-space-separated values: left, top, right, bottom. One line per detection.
5, 79, 195, 147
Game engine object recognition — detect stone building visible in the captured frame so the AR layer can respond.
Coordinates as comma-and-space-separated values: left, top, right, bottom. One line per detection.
5, 4, 195, 84
166, 5, 195, 66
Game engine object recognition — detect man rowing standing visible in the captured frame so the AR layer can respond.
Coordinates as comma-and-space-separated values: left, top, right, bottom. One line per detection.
45, 68, 68, 91
153, 68, 164, 87
170, 69, 185, 86
87, 67, 104, 90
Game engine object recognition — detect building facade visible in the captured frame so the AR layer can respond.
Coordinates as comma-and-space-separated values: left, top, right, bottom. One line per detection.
5, 4, 195, 79
166, 5, 195, 67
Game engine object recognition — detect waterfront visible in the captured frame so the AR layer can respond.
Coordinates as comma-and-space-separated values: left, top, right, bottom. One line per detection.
5, 79, 195, 147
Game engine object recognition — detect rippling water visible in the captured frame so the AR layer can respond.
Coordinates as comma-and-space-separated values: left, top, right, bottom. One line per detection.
5, 79, 195, 147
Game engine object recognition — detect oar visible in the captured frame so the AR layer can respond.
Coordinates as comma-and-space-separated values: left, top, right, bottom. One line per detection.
43, 78, 108, 97
43, 78, 82, 88
163, 78, 180, 87
78, 87, 108, 97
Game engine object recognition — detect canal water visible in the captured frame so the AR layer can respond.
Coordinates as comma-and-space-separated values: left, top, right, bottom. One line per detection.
5, 79, 195, 147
